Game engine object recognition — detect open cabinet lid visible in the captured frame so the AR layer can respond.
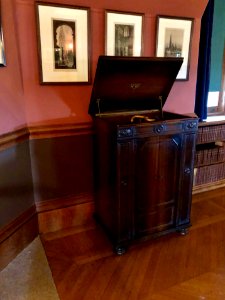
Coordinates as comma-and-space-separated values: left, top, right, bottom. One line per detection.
88, 55, 183, 116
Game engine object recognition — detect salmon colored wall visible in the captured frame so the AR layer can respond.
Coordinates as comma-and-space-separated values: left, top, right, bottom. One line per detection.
0, 0, 208, 135
0, 0, 27, 134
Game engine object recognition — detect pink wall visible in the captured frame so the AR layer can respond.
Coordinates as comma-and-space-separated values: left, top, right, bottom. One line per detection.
0, 0, 27, 134
0, 0, 208, 135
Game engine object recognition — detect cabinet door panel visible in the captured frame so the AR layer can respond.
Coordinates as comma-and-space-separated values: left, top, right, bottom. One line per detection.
135, 134, 182, 235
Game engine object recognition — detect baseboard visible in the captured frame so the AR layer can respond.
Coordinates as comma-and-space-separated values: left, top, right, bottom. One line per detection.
0, 199, 95, 270
0, 205, 39, 271
35, 192, 94, 213
38, 201, 95, 234
192, 179, 225, 194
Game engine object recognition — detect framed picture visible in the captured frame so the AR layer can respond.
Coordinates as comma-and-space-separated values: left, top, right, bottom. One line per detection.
105, 10, 143, 57
36, 2, 90, 84
156, 16, 193, 80
0, 1, 6, 67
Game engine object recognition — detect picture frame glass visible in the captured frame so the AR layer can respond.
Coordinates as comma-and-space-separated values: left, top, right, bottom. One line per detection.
106, 11, 143, 57
53, 20, 76, 70
36, 3, 90, 84
156, 16, 193, 80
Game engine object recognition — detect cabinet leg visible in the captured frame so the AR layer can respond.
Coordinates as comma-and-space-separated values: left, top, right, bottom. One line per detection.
114, 246, 127, 255
179, 228, 189, 236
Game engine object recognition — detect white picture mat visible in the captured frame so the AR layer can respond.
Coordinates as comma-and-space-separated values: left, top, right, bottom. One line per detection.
38, 5, 89, 82
106, 12, 142, 56
156, 18, 192, 80
0, 39, 3, 64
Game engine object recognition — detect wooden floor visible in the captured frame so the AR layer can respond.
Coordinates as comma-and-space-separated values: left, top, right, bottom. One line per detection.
41, 187, 225, 300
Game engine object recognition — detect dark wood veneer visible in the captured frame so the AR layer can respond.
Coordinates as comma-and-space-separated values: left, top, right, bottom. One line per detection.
93, 115, 198, 253
89, 56, 198, 254
29, 121, 93, 139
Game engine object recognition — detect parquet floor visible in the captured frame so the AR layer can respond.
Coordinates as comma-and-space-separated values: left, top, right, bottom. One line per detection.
42, 187, 225, 300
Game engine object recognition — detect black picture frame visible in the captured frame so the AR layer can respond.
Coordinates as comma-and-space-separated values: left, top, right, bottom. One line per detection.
156, 16, 193, 81
105, 10, 143, 57
36, 2, 90, 84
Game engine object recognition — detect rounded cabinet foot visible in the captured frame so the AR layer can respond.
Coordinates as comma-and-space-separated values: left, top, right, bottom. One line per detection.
179, 228, 189, 236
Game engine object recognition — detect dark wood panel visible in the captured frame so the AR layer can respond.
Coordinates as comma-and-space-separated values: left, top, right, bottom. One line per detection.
135, 135, 182, 236
0, 124, 94, 212
30, 133, 94, 205
0, 139, 34, 229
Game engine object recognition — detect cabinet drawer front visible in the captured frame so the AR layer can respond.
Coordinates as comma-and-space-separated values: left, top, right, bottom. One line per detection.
117, 120, 198, 139
133, 122, 183, 137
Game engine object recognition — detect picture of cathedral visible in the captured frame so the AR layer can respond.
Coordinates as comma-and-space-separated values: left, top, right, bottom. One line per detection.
164, 28, 184, 57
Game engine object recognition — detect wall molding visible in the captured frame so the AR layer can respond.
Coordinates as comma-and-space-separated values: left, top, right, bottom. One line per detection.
0, 205, 39, 270
0, 205, 37, 244
0, 127, 29, 151
0, 121, 94, 150
29, 121, 94, 139
36, 192, 94, 213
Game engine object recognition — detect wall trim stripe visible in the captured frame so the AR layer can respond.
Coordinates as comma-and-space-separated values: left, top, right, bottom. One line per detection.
0, 127, 29, 151
29, 121, 94, 139
0, 122, 94, 150
35, 192, 94, 213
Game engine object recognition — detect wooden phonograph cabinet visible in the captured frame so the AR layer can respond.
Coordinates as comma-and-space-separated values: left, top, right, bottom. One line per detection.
89, 56, 198, 254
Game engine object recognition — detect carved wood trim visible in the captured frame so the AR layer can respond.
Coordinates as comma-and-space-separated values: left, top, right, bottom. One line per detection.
0, 127, 29, 151
29, 121, 93, 139
0, 122, 94, 150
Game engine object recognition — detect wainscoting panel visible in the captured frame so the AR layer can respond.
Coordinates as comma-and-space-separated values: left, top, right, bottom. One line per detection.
29, 128, 94, 209
0, 122, 95, 267
0, 138, 34, 229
